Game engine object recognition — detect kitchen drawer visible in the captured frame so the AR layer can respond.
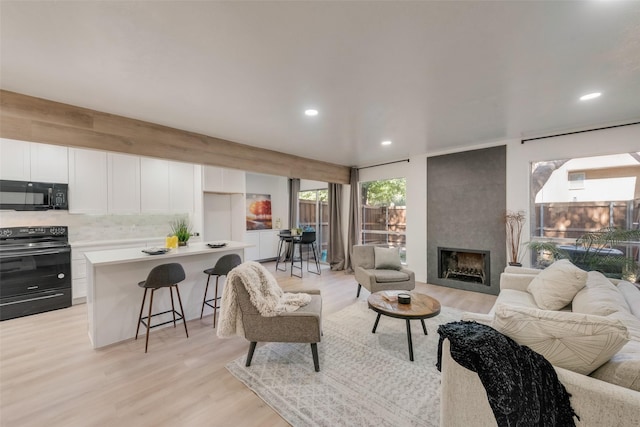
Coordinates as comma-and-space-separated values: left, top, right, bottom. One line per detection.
72, 258, 87, 280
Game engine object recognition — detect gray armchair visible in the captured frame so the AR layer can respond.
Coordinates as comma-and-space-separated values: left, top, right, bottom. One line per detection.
352, 245, 415, 297
231, 277, 323, 372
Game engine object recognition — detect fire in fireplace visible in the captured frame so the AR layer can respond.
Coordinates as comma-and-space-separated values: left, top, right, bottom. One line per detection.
438, 247, 490, 286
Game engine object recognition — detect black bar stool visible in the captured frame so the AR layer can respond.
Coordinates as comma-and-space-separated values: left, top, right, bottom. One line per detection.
201, 254, 242, 328
291, 231, 321, 277
135, 263, 189, 353
275, 230, 293, 272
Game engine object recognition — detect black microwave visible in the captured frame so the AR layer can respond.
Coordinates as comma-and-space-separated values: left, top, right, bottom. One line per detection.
0, 180, 68, 211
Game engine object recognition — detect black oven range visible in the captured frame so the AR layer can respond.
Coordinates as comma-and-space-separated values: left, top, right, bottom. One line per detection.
0, 226, 72, 321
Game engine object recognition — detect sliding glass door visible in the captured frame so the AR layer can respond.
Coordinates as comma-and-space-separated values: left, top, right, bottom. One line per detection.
298, 189, 328, 263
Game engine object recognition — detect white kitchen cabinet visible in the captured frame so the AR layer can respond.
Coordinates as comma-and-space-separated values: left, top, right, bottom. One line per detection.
140, 157, 169, 213
203, 165, 245, 193
169, 161, 195, 213
30, 142, 68, 183
68, 147, 108, 213
108, 153, 140, 213
71, 248, 88, 302
259, 230, 280, 259
0, 138, 68, 183
0, 138, 31, 180
245, 229, 280, 261
244, 232, 261, 261
140, 158, 195, 213
223, 168, 245, 193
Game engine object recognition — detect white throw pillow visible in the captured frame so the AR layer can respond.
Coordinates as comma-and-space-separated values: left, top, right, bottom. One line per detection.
527, 259, 587, 310
572, 271, 631, 316
493, 304, 629, 375
374, 246, 401, 270
617, 281, 640, 318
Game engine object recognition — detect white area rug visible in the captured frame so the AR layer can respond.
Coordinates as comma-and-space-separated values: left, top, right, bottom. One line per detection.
226, 301, 463, 427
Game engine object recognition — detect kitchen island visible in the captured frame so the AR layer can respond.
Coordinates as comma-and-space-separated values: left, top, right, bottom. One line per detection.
85, 241, 252, 348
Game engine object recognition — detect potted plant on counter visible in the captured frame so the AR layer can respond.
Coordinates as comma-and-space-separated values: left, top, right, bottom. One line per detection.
170, 218, 192, 246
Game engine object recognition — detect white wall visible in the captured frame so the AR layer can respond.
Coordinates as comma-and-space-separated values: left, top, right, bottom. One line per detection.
245, 172, 289, 229
507, 123, 640, 266
357, 161, 429, 278
203, 193, 232, 241
359, 123, 640, 282
300, 179, 327, 191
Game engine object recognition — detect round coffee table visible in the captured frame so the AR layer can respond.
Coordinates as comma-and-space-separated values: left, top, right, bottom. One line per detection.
367, 291, 441, 361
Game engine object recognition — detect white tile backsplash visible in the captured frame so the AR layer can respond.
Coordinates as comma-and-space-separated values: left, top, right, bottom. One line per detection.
0, 210, 190, 244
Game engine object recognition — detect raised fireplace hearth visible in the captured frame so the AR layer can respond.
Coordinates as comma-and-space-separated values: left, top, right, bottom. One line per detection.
438, 247, 490, 286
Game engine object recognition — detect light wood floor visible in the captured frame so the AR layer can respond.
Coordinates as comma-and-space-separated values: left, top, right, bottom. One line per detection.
0, 262, 496, 427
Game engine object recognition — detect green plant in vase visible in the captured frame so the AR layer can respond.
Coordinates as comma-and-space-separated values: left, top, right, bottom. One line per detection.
170, 218, 192, 246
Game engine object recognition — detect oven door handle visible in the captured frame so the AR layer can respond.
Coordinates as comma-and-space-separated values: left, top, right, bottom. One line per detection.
0, 292, 66, 306
0, 247, 71, 259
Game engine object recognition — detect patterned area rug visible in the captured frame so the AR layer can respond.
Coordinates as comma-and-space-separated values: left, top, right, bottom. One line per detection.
226, 300, 463, 427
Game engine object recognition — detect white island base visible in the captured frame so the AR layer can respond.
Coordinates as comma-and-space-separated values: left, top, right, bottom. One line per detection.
85, 241, 252, 348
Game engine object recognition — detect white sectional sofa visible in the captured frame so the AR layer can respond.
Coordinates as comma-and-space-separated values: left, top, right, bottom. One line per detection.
440, 263, 640, 427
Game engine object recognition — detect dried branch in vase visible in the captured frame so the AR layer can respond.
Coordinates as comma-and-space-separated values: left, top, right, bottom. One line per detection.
505, 210, 526, 265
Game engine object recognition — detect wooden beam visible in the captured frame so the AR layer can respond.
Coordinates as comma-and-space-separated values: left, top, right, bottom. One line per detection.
0, 90, 351, 184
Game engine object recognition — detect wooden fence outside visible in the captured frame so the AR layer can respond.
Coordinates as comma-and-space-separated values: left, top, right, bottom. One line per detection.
534, 200, 638, 239
361, 206, 406, 247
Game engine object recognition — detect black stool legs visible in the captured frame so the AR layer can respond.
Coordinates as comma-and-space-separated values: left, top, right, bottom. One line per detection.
201, 274, 222, 328
135, 284, 189, 353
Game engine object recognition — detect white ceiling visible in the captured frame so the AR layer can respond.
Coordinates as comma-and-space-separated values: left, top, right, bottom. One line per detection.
2, 1, 640, 167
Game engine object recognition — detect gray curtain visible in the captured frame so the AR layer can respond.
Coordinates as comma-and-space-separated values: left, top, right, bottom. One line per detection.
344, 167, 360, 273
328, 183, 345, 271
288, 178, 300, 228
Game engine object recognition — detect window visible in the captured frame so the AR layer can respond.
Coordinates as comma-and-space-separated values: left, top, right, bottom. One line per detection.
532, 153, 640, 238
567, 172, 585, 190
298, 189, 328, 262
359, 178, 407, 262
530, 152, 640, 280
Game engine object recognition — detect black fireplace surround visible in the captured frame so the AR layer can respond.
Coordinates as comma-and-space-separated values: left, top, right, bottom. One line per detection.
438, 247, 491, 286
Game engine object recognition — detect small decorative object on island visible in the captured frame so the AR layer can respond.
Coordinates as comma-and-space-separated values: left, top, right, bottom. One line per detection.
170, 218, 192, 246
165, 235, 178, 249
505, 210, 526, 266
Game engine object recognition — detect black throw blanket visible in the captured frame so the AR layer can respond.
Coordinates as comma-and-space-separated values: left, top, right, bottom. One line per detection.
437, 321, 578, 427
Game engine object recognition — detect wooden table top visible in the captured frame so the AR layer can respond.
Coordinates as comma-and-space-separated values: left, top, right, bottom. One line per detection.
368, 291, 441, 320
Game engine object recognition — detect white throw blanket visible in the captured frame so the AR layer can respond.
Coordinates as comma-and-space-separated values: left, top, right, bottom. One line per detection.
217, 261, 311, 338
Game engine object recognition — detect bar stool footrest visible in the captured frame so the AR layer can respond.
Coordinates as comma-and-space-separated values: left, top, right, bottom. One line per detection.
140, 309, 185, 329
203, 297, 221, 310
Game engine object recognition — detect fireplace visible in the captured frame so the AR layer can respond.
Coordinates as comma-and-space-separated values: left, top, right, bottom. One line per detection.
438, 247, 490, 286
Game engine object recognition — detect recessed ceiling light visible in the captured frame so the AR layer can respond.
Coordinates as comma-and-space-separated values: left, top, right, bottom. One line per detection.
381, 140, 392, 146
304, 109, 318, 116
579, 92, 601, 101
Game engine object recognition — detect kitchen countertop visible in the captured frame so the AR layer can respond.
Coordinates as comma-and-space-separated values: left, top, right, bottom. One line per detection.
70, 236, 176, 248
84, 240, 251, 266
